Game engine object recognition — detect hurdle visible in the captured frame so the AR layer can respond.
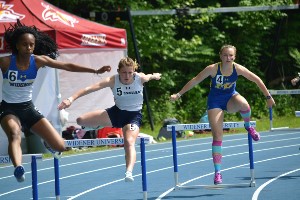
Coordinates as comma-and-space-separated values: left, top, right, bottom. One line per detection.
52, 137, 150, 200
269, 89, 300, 131
167, 121, 256, 189
0, 154, 43, 200
295, 111, 300, 117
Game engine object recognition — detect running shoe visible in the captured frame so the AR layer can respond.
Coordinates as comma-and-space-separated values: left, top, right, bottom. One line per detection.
81, 125, 103, 131
214, 172, 222, 185
43, 141, 62, 159
246, 126, 260, 141
14, 165, 25, 182
125, 171, 134, 182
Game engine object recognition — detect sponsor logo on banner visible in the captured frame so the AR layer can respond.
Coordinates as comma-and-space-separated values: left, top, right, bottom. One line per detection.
81, 34, 107, 46
41, 2, 78, 27
0, 1, 25, 22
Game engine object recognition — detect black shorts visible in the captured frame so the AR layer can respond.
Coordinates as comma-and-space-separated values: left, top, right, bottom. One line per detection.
106, 105, 142, 128
0, 100, 44, 131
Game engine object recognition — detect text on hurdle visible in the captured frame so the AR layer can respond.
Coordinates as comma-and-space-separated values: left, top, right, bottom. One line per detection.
0, 154, 43, 164
64, 137, 150, 147
166, 121, 256, 131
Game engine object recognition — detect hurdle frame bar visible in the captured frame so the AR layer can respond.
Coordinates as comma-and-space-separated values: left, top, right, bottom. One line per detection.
55, 137, 149, 200
268, 89, 300, 131
0, 154, 43, 200
167, 121, 256, 189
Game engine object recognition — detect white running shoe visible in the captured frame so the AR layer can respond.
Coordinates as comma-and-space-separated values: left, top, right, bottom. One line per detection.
125, 171, 134, 182
43, 141, 62, 159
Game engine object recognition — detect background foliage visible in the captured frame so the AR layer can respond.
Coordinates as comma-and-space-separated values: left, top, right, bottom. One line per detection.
48, 0, 300, 129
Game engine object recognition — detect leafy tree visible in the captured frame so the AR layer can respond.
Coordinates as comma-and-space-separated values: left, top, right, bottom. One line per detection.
48, 0, 300, 128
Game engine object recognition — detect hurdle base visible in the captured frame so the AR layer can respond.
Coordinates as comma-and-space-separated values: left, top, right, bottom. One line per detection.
270, 127, 289, 131
174, 183, 183, 190
177, 182, 255, 190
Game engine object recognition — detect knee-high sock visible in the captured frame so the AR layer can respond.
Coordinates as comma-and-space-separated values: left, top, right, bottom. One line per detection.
240, 106, 251, 128
212, 140, 222, 173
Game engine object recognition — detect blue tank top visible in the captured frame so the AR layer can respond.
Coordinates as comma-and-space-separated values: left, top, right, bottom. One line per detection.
209, 63, 238, 95
2, 54, 38, 103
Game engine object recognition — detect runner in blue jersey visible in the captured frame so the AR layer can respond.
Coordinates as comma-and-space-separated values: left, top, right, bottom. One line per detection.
58, 57, 161, 182
170, 45, 275, 185
0, 20, 111, 182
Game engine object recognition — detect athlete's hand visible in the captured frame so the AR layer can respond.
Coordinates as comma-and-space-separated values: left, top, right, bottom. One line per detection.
96, 65, 111, 74
170, 93, 181, 101
291, 77, 299, 86
58, 98, 73, 110
152, 73, 161, 80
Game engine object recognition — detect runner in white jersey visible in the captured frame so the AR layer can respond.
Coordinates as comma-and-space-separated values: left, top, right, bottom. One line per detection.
0, 20, 111, 182
58, 57, 161, 182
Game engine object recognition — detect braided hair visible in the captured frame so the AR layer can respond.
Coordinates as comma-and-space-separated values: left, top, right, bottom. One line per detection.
4, 19, 58, 59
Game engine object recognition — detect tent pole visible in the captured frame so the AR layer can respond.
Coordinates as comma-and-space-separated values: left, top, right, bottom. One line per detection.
127, 8, 155, 131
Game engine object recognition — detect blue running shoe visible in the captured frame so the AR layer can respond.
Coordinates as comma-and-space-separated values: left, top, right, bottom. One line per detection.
14, 165, 25, 182
43, 141, 62, 159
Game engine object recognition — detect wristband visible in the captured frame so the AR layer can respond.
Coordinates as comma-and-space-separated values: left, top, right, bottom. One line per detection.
177, 93, 181, 98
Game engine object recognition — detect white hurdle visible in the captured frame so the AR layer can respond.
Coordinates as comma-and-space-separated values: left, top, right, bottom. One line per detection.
167, 121, 256, 189
0, 154, 43, 200
295, 111, 300, 117
269, 89, 300, 131
53, 137, 150, 200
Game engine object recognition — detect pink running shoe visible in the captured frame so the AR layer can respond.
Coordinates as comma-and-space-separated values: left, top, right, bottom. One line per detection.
246, 126, 260, 141
214, 172, 222, 185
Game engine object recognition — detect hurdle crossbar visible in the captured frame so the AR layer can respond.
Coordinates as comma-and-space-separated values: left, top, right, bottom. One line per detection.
167, 121, 256, 131
167, 121, 256, 189
0, 154, 43, 164
268, 89, 300, 131
60, 137, 149, 200
64, 137, 150, 147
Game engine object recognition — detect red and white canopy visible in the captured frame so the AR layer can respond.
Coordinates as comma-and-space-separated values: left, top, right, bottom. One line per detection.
0, 0, 127, 52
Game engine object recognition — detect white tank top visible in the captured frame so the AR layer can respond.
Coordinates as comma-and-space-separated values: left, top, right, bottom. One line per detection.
112, 73, 143, 111
2, 54, 38, 103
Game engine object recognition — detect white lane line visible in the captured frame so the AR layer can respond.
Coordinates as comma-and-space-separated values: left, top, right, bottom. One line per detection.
155, 153, 300, 200
252, 168, 300, 200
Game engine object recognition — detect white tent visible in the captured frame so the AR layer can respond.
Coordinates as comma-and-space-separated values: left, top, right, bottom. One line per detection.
0, 0, 127, 155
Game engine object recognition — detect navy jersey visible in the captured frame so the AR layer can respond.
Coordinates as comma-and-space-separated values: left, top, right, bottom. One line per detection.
209, 63, 238, 96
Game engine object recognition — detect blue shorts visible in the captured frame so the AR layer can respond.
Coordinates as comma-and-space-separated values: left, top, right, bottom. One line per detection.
106, 105, 142, 128
207, 91, 238, 111
0, 100, 44, 131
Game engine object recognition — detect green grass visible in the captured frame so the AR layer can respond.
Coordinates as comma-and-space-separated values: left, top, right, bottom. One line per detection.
42, 116, 300, 158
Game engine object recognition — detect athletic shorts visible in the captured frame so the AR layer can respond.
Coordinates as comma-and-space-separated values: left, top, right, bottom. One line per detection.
207, 91, 238, 111
106, 105, 142, 128
0, 100, 44, 131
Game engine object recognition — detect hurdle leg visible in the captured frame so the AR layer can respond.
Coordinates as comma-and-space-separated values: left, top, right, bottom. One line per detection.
54, 158, 60, 200
31, 156, 38, 200
247, 133, 256, 187
140, 138, 147, 200
171, 126, 180, 188
269, 107, 273, 131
